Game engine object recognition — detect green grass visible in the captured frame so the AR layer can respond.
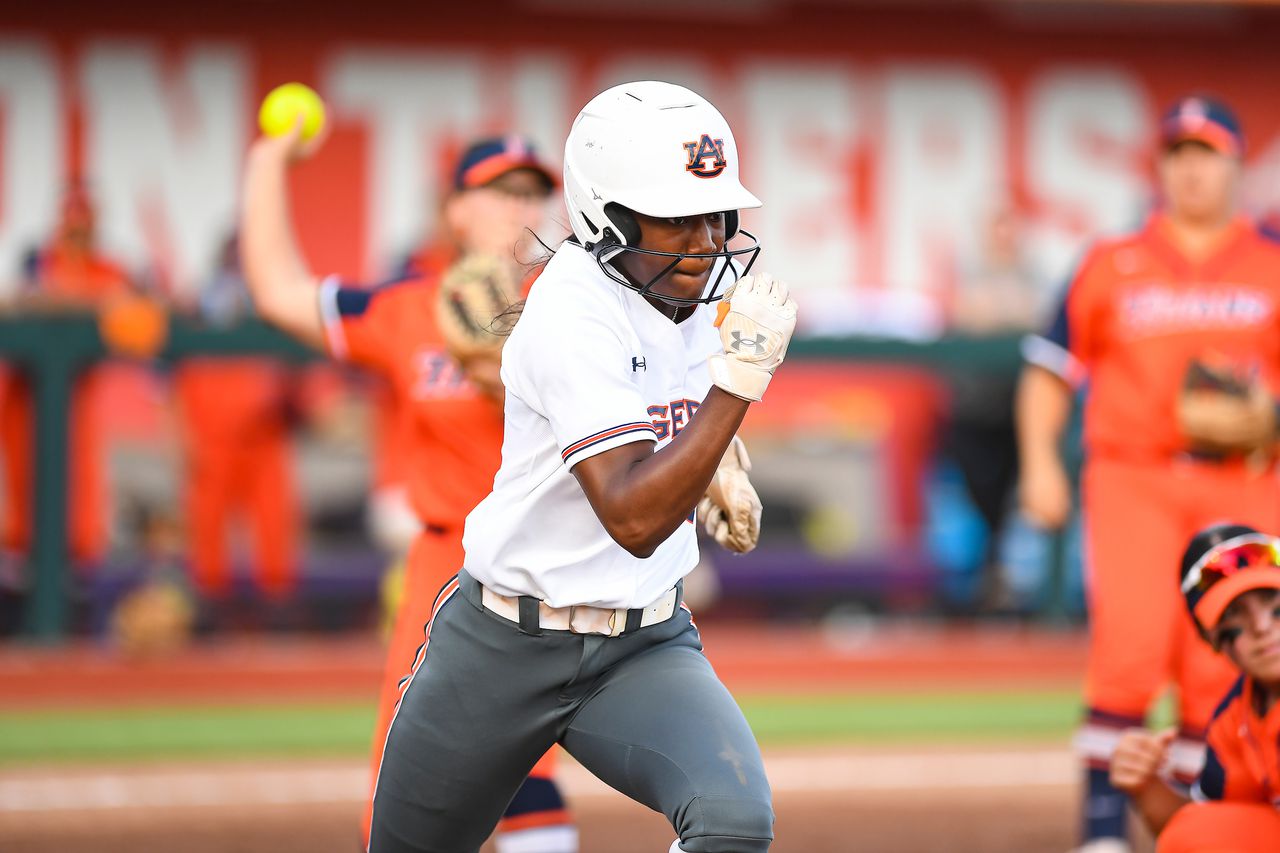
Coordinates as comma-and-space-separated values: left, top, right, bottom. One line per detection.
742, 689, 1082, 743
0, 689, 1088, 766
0, 703, 377, 765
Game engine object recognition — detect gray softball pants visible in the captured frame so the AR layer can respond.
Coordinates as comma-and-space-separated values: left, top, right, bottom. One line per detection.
368, 570, 773, 853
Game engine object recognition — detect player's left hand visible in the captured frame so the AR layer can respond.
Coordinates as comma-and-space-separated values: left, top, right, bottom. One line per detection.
438, 254, 521, 357
698, 436, 762, 554
1178, 358, 1277, 454
437, 254, 522, 404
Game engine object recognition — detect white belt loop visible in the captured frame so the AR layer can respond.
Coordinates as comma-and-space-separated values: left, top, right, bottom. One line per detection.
608, 608, 626, 638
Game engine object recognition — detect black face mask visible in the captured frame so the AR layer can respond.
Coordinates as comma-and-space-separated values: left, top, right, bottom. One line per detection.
588, 229, 761, 307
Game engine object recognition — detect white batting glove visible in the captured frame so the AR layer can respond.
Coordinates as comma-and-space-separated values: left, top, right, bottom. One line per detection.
708, 273, 798, 402
697, 436, 762, 554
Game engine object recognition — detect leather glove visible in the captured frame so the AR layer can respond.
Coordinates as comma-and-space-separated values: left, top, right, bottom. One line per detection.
707, 272, 798, 402
697, 436, 762, 554
1177, 358, 1277, 454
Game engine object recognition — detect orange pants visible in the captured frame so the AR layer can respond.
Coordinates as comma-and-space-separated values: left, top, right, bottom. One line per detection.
0, 369, 107, 564
361, 528, 561, 846
1158, 802, 1280, 852
177, 362, 298, 599
1083, 456, 1280, 732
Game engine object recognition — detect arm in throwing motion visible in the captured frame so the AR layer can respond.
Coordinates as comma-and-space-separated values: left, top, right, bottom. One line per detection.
239, 125, 325, 348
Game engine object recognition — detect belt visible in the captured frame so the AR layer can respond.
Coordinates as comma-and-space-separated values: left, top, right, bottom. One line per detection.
479, 583, 680, 637
1172, 449, 1276, 471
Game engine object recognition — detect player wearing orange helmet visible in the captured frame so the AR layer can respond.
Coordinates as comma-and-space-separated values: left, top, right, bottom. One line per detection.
1110, 524, 1280, 852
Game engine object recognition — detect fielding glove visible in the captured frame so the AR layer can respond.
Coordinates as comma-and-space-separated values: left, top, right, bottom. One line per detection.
1177, 358, 1277, 454
436, 253, 522, 363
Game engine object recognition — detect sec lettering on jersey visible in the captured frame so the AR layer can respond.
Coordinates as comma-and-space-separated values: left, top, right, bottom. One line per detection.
683, 134, 726, 178
648, 399, 700, 440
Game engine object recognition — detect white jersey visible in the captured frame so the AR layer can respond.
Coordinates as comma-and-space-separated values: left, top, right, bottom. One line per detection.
461, 242, 723, 609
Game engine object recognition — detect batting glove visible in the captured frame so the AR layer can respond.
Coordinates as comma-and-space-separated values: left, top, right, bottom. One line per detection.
708, 272, 798, 402
697, 436, 762, 554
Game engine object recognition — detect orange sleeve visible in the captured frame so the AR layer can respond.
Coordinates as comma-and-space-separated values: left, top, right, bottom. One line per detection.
316, 276, 405, 373
1021, 247, 1105, 386
1064, 249, 1109, 369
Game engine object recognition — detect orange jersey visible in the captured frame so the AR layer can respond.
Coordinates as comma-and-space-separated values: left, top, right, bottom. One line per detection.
1194, 675, 1280, 808
0, 243, 132, 562
319, 275, 503, 529
369, 379, 416, 492
175, 359, 292, 441
1030, 215, 1280, 459
35, 244, 130, 300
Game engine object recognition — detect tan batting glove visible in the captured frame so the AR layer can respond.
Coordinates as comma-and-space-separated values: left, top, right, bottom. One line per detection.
708, 273, 798, 402
1109, 727, 1175, 796
697, 436, 762, 554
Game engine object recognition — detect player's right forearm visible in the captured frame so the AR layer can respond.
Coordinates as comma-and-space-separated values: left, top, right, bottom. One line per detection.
1015, 365, 1071, 469
1131, 781, 1190, 837
240, 140, 325, 348
571, 388, 749, 559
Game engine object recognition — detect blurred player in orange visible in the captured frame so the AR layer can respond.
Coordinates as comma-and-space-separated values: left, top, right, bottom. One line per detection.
1110, 524, 1280, 852
239, 130, 577, 853
1017, 96, 1280, 851
174, 235, 300, 605
1, 183, 130, 572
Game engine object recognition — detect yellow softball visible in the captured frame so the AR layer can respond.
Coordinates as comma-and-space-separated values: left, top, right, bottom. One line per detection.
258, 82, 326, 141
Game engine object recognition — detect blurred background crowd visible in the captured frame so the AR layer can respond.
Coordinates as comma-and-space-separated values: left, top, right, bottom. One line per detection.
3, 0, 1280, 645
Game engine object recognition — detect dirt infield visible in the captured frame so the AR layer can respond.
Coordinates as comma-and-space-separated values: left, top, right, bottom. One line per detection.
0, 746, 1097, 852
0, 788, 1077, 852
0, 623, 1100, 851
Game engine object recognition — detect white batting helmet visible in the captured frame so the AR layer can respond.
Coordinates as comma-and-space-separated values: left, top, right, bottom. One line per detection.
562, 80, 762, 304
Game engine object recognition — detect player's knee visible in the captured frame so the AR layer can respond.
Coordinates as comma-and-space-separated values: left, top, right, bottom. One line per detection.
675, 794, 774, 853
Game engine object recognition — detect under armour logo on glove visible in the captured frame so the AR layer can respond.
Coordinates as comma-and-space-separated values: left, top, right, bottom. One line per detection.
729, 331, 767, 354
708, 272, 798, 402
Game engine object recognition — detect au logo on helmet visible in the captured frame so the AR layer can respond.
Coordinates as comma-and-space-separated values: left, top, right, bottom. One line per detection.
683, 134, 727, 178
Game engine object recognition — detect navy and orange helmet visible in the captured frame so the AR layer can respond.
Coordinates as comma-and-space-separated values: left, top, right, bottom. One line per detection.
1180, 523, 1280, 643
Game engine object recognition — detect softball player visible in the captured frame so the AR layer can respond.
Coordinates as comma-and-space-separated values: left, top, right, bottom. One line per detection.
367, 80, 797, 853
2, 184, 129, 571
1017, 95, 1280, 851
239, 133, 576, 851
1110, 523, 1280, 852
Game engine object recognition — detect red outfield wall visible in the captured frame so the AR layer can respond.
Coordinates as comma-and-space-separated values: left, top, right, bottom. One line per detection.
2, 2, 1279, 331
